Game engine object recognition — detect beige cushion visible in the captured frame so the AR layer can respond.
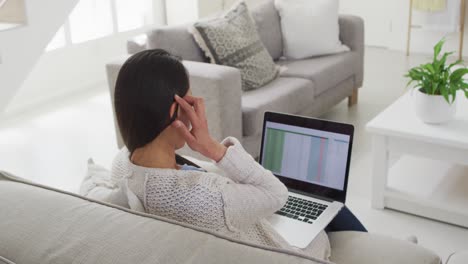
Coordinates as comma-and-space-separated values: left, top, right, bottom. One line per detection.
277, 51, 357, 96
242, 77, 314, 137
251, 0, 283, 60
147, 24, 207, 62
0, 172, 326, 264
329, 231, 441, 264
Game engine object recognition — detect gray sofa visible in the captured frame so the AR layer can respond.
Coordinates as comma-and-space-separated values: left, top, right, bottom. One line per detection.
106, 0, 364, 157
0, 171, 443, 264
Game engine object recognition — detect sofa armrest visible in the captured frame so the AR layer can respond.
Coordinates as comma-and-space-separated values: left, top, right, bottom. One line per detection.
329, 231, 441, 264
106, 57, 243, 160
339, 15, 364, 88
127, 34, 148, 54
339, 15, 364, 52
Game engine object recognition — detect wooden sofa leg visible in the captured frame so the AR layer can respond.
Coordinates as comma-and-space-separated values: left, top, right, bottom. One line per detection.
348, 88, 358, 107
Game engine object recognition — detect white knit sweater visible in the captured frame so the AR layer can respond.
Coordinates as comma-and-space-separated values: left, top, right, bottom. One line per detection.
111, 137, 331, 260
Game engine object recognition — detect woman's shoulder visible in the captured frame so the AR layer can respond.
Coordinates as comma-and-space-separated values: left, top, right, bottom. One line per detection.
110, 147, 232, 192
145, 169, 231, 189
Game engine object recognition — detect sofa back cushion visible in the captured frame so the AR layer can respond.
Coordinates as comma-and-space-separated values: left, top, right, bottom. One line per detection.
251, 0, 283, 60
0, 172, 327, 264
147, 24, 207, 62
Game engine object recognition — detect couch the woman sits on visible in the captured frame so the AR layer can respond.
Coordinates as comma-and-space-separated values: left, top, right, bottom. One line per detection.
0, 171, 442, 264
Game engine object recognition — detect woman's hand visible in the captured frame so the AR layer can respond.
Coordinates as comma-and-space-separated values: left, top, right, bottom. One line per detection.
173, 95, 227, 162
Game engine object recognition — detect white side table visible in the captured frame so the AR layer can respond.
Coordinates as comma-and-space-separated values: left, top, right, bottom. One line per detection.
366, 92, 468, 227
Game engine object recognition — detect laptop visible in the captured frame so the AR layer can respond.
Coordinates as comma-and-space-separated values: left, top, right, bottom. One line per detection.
260, 111, 354, 248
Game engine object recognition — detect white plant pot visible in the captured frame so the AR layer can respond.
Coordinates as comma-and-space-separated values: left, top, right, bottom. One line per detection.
412, 89, 457, 124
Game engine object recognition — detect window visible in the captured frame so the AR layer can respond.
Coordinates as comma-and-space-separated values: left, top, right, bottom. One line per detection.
115, 0, 152, 32
44, 0, 159, 51
69, 0, 113, 43
45, 26, 66, 51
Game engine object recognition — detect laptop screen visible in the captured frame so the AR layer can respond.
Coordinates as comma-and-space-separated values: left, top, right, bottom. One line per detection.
261, 121, 350, 191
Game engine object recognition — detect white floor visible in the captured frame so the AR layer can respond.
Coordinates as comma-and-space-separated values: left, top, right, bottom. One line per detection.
1, 47, 468, 261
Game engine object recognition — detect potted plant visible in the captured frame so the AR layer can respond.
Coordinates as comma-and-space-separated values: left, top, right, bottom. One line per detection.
405, 39, 468, 124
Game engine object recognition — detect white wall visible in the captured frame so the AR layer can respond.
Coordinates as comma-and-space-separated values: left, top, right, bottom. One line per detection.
339, 0, 391, 47
223, 0, 259, 10
3, 0, 166, 116
166, 0, 199, 25
0, 0, 78, 114
386, 0, 468, 55
198, 0, 223, 17
165, 0, 223, 25
5, 28, 155, 115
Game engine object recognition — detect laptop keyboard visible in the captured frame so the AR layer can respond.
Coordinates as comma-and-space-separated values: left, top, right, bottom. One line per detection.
276, 196, 328, 224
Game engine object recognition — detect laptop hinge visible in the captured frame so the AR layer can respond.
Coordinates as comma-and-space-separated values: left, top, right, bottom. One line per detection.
288, 188, 335, 203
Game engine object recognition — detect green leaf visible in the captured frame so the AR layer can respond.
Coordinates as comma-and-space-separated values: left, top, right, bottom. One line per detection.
433, 39, 445, 61
434, 52, 453, 72
465, 90, 468, 98
424, 63, 435, 73
407, 68, 424, 81
441, 86, 450, 103
432, 82, 438, 94
450, 85, 457, 103
450, 68, 468, 82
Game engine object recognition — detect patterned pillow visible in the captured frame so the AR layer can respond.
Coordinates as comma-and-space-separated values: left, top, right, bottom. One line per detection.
190, 2, 278, 91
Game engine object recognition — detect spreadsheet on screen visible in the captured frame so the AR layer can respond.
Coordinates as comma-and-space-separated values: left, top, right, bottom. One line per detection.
262, 121, 350, 191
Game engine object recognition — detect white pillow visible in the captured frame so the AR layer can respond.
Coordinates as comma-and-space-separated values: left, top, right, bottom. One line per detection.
80, 158, 130, 208
275, 0, 349, 59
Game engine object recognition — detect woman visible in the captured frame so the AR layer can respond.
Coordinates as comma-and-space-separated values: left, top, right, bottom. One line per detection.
111, 49, 366, 260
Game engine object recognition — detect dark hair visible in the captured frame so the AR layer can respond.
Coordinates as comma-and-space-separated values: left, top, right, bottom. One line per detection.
114, 49, 189, 153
